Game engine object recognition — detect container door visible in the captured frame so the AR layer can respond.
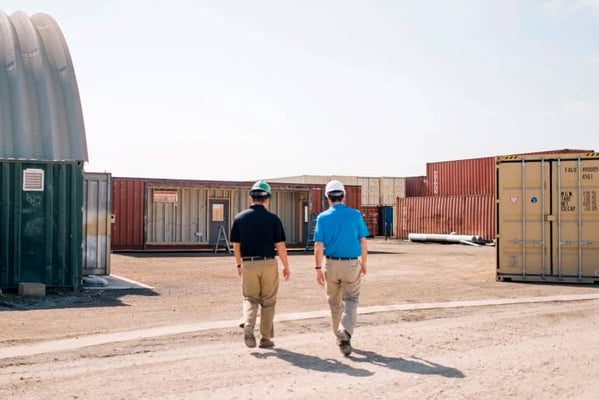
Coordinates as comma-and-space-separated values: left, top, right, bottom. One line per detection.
209, 199, 229, 245
552, 159, 599, 278
82, 173, 112, 276
497, 160, 551, 277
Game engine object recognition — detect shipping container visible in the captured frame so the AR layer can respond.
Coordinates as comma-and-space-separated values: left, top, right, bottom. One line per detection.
396, 194, 495, 241
496, 152, 599, 283
426, 157, 496, 196
110, 177, 360, 251
379, 205, 394, 237
357, 176, 381, 206
360, 206, 379, 238
82, 172, 112, 275
405, 176, 428, 197
0, 161, 84, 290
380, 177, 406, 203
425, 150, 594, 197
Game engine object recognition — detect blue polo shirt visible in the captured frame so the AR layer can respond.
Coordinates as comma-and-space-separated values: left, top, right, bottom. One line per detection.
313, 203, 369, 258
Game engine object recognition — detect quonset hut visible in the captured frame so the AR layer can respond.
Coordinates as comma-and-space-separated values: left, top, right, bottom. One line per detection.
0, 11, 88, 291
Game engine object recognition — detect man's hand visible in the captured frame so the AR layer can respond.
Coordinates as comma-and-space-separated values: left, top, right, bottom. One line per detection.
316, 269, 325, 286
282, 265, 290, 281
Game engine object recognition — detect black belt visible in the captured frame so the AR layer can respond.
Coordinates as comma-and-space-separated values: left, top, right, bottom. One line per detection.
242, 256, 275, 261
326, 256, 358, 260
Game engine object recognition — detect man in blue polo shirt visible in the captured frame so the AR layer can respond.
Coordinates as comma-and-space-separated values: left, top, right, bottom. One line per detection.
313, 180, 369, 356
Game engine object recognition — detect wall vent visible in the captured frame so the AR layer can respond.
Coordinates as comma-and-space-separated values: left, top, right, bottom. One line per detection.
23, 168, 45, 191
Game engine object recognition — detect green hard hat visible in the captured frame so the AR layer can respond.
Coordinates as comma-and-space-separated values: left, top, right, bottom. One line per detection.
249, 180, 271, 197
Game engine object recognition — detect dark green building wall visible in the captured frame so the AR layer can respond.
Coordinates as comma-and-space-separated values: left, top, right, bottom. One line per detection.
0, 161, 84, 290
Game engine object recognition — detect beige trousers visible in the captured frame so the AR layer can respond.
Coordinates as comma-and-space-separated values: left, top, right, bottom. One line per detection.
324, 259, 362, 337
241, 258, 279, 340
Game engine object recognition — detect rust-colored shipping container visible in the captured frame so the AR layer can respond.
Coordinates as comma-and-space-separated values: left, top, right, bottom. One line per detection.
397, 194, 495, 241
111, 178, 145, 250
426, 157, 496, 196
405, 175, 427, 197
360, 206, 379, 238
425, 150, 594, 197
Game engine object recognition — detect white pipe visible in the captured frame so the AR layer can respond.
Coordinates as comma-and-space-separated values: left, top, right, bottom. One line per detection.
408, 232, 484, 244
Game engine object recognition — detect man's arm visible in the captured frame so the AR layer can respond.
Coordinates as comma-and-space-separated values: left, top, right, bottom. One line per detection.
232, 242, 242, 277
275, 242, 290, 281
359, 237, 368, 276
314, 241, 325, 286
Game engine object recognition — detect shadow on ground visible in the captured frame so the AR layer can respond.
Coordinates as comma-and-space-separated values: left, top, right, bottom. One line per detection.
0, 288, 158, 311
350, 349, 465, 378
252, 347, 374, 377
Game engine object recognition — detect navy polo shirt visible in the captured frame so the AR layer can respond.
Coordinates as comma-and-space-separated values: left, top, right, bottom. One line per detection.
313, 203, 369, 258
230, 204, 286, 257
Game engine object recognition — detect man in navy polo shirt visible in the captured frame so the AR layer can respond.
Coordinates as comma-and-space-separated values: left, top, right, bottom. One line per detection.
231, 180, 290, 349
313, 180, 369, 356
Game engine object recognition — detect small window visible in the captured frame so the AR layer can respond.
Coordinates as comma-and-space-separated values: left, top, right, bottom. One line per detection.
23, 168, 44, 191
212, 204, 224, 222
154, 190, 178, 203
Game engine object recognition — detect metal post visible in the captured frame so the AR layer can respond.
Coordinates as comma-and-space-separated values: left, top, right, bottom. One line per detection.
521, 160, 526, 277
557, 159, 562, 278
577, 157, 583, 279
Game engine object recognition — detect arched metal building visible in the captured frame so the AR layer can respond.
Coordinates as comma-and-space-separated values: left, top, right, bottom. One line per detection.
0, 10, 88, 290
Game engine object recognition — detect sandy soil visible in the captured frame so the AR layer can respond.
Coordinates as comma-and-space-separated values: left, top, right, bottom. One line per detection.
1, 239, 598, 399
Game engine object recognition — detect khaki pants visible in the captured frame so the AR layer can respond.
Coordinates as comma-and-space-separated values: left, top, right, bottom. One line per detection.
324, 259, 362, 337
241, 258, 279, 340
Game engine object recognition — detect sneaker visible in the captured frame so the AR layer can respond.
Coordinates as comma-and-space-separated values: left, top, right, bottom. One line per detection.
336, 330, 352, 356
258, 338, 275, 348
244, 325, 256, 348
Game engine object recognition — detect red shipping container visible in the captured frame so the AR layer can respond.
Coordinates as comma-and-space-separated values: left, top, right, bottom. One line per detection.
397, 194, 495, 242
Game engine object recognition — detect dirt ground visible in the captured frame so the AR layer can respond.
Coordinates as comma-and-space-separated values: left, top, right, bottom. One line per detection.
1, 239, 599, 399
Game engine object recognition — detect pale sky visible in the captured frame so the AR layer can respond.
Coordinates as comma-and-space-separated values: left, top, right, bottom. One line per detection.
3, 0, 599, 181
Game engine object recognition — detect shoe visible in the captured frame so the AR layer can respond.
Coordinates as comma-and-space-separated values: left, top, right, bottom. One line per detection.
244, 325, 256, 348
336, 329, 352, 356
258, 338, 275, 348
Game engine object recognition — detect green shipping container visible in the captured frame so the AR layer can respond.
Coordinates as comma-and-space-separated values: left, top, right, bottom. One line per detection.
0, 161, 84, 290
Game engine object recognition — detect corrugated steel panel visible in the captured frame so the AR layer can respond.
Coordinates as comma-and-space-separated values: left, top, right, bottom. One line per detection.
111, 178, 145, 250
0, 11, 88, 161
344, 185, 362, 210
426, 157, 495, 196
0, 160, 83, 290
381, 177, 406, 204
357, 176, 380, 205
397, 194, 495, 241
405, 176, 427, 197
360, 206, 378, 238
496, 152, 599, 283
82, 172, 111, 275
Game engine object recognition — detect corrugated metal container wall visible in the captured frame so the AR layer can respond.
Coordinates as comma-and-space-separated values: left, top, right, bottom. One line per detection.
381, 177, 406, 204
426, 157, 495, 196
358, 177, 380, 205
82, 172, 111, 276
405, 176, 427, 197
311, 187, 324, 215
360, 206, 379, 237
344, 185, 362, 210
496, 152, 599, 283
145, 185, 209, 245
0, 161, 84, 290
111, 178, 145, 250
397, 195, 495, 241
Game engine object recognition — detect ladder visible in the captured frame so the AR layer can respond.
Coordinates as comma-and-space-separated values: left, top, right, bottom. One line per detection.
214, 225, 232, 254
304, 213, 317, 253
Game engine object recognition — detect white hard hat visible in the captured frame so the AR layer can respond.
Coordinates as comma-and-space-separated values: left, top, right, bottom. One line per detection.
325, 180, 345, 195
